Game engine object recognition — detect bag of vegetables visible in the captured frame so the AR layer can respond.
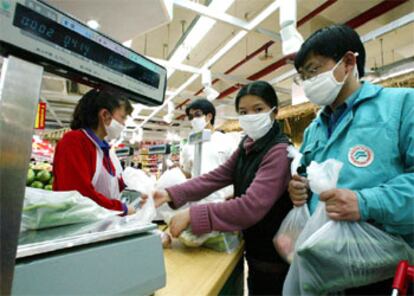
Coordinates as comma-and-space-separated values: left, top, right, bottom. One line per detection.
283, 159, 414, 295
178, 227, 241, 253
273, 146, 311, 263
22, 188, 119, 230
296, 220, 414, 294
273, 205, 310, 263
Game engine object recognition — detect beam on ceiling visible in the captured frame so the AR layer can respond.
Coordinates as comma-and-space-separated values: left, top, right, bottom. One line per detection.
361, 11, 414, 43
140, 0, 282, 127
215, 0, 410, 101
172, 0, 281, 41
174, 0, 337, 111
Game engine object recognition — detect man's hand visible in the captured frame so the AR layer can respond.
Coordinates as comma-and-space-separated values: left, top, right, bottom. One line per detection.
320, 189, 361, 221
170, 209, 191, 238
152, 189, 171, 208
288, 175, 309, 206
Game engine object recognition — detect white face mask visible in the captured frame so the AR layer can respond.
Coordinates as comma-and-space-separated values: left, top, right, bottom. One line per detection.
105, 118, 125, 141
302, 54, 358, 106
238, 107, 275, 141
191, 116, 207, 132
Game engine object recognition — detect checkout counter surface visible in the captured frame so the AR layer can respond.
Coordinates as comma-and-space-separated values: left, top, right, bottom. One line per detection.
14, 220, 166, 295
156, 230, 244, 296
17, 218, 156, 258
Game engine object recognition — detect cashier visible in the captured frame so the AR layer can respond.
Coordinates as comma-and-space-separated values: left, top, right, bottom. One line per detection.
53, 89, 135, 215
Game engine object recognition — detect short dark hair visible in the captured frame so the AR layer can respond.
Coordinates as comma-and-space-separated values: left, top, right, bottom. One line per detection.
294, 24, 366, 77
70, 89, 133, 130
235, 81, 278, 112
185, 98, 216, 125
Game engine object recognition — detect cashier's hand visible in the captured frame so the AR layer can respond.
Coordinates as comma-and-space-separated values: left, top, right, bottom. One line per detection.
320, 189, 361, 221
153, 189, 172, 208
139, 194, 148, 207
288, 175, 310, 207
127, 205, 136, 215
169, 209, 191, 238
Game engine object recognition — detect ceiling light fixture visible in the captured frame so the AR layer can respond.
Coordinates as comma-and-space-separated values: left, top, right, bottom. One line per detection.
123, 40, 132, 48
204, 86, 219, 101
140, 0, 283, 127
86, 19, 100, 30
279, 0, 303, 56
167, 0, 235, 78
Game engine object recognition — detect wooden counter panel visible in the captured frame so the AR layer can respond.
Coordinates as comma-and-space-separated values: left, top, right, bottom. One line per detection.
156, 239, 244, 296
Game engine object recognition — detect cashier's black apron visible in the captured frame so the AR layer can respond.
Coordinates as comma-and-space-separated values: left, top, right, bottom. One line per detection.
233, 122, 292, 295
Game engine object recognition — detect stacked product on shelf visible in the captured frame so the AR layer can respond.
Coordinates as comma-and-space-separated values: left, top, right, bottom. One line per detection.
27, 162, 53, 191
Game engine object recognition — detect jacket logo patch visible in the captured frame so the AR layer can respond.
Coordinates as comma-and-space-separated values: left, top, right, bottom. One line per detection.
348, 145, 374, 167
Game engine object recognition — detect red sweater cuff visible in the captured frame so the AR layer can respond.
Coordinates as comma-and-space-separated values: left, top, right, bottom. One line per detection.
190, 204, 211, 235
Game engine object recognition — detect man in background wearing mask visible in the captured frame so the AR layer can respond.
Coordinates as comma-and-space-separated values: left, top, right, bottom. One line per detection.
288, 24, 414, 293
53, 89, 136, 215
180, 98, 239, 202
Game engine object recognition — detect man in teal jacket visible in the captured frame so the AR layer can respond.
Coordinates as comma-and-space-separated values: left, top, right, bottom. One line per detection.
288, 24, 414, 294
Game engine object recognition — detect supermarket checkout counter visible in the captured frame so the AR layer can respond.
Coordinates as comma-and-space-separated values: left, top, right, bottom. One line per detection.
156, 227, 245, 296
13, 220, 166, 295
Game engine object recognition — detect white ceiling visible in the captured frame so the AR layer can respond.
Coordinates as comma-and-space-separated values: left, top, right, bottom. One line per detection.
37, 0, 414, 139
45, 0, 173, 42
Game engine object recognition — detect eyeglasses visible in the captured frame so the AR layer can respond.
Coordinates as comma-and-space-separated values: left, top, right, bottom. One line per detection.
293, 64, 323, 85
187, 110, 204, 120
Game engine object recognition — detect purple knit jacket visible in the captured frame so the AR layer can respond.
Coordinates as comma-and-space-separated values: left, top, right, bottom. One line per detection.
166, 139, 291, 235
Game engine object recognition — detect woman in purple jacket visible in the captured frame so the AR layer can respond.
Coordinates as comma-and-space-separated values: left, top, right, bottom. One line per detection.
154, 81, 292, 295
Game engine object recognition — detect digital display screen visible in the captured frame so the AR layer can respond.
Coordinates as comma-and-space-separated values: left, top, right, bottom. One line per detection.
13, 3, 160, 89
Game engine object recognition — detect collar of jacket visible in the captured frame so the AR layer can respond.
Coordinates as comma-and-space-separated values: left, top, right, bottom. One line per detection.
315, 81, 383, 127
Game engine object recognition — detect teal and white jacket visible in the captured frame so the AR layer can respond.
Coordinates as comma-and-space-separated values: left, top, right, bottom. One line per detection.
300, 81, 414, 246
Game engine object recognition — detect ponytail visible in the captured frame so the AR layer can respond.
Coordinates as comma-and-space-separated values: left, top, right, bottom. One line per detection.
70, 89, 133, 130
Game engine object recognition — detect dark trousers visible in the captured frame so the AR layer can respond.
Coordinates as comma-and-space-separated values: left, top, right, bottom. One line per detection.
246, 256, 288, 296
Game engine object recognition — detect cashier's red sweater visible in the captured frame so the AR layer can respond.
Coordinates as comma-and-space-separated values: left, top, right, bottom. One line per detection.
53, 129, 126, 212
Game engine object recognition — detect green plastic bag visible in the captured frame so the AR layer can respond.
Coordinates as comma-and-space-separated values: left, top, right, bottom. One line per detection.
22, 187, 119, 230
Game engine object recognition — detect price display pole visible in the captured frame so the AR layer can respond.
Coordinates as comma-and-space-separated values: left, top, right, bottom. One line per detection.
187, 130, 211, 177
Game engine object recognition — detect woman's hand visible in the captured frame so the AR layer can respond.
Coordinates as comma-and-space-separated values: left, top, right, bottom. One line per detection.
170, 209, 191, 238
127, 205, 136, 215
152, 189, 172, 208
288, 174, 310, 206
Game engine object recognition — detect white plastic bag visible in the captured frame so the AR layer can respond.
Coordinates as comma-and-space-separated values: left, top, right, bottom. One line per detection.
155, 168, 188, 222
273, 146, 309, 263
122, 167, 155, 195
202, 231, 241, 253
178, 227, 241, 253
178, 227, 214, 247
287, 145, 303, 176
122, 167, 156, 225
273, 206, 310, 263
296, 220, 414, 294
156, 167, 187, 189
284, 159, 344, 295
294, 159, 344, 248
284, 159, 414, 295
307, 159, 343, 194
21, 188, 119, 230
